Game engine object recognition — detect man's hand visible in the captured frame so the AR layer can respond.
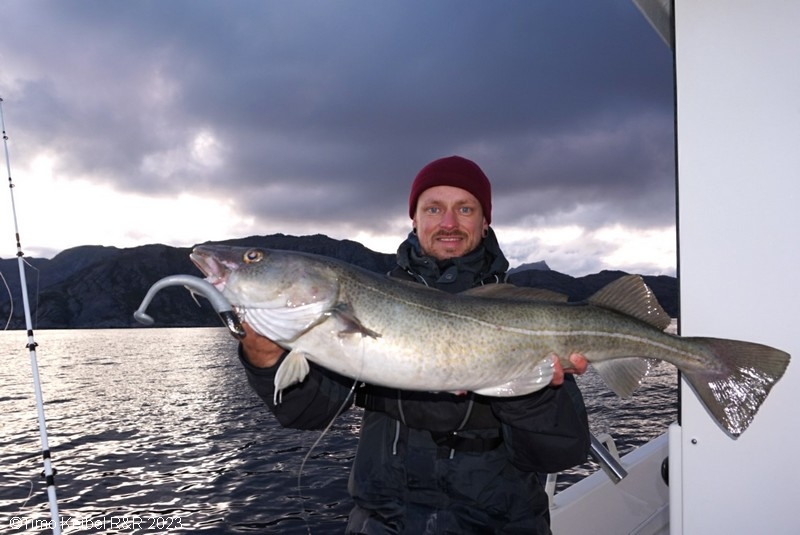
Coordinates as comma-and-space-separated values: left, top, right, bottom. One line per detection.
239, 323, 286, 368
550, 353, 589, 386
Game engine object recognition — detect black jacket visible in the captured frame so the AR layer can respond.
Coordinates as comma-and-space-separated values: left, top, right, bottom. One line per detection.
240, 229, 590, 534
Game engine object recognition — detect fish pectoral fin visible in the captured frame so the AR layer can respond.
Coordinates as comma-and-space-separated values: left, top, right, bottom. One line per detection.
593, 357, 655, 397
328, 302, 381, 339
273, 350, 311, 404
472, 359, 555, 397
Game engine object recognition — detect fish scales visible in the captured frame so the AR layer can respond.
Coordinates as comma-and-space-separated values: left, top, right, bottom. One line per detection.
190, 245, 790, 438
338, 273, 563, 386
342, 276, 708, 382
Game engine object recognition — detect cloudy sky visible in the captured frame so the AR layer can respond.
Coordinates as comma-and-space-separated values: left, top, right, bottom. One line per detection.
0, 0, 675, 276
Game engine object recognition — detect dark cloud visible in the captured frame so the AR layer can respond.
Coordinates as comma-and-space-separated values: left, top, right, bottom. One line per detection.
0, 0, 675, 274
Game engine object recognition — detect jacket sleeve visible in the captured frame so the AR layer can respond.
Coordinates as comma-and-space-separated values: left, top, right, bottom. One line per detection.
490, 375, 590, 473
238, 345, 357, 430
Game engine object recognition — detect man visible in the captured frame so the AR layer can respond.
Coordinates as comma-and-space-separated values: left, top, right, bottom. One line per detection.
238, 156, 590, 534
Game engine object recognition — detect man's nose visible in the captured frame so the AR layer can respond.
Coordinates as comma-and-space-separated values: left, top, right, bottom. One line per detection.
440, 209, 458, 228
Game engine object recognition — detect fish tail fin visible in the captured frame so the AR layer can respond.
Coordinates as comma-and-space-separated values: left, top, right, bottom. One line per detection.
682, 337, 790, 438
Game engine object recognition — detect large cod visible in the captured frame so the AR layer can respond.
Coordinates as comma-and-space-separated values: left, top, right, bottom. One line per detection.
189, 245, 789, 438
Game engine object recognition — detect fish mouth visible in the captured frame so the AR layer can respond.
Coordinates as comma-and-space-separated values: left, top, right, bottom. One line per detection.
190, 246, 238, 287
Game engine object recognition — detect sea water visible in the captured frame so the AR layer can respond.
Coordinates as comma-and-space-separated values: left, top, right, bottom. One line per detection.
0, 328, 677, 533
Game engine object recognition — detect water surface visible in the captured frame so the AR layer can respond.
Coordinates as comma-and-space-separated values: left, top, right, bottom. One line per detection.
1, 328, 676, 533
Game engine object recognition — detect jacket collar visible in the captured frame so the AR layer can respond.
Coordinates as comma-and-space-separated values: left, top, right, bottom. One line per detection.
395, 227, 509, 292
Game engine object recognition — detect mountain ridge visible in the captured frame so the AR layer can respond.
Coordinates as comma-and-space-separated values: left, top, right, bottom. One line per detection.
0, 234, 677, 329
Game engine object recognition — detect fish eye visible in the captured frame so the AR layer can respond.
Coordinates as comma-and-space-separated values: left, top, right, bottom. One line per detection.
243, 249, 264, 264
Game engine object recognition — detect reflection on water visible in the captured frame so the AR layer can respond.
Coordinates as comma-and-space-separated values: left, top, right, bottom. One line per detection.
0, 328, 676, 533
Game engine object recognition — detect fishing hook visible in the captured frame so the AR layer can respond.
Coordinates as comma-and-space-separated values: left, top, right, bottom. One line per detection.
133, 274, 246, 339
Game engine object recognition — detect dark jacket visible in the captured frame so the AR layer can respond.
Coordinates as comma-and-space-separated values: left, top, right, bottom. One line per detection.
240, 229, 590, 534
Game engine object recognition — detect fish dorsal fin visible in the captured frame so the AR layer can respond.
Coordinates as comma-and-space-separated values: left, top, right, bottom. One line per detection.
390, 277, 448, 294
461, 284, 569, 302
587, 275, 671, 331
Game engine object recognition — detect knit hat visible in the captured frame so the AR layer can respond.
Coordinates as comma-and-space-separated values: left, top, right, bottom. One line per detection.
408, 156, 492, 224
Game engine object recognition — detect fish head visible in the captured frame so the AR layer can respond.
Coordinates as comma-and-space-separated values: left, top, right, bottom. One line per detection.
190, 245, 341, 342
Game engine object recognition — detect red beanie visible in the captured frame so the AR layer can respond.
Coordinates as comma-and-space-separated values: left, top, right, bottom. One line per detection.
408, 156, 492, 224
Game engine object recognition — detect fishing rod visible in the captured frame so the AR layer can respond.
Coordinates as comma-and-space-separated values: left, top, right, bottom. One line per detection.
1, 97, 62, 534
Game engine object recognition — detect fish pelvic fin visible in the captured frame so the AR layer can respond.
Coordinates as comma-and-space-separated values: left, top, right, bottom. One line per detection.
588, 275, 672, 331
593, 357, 656, 397
273, 350, 311, 405
682, 337, 790, 438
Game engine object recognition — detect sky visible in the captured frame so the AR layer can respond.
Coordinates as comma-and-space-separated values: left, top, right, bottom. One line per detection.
0, 0, 675, 277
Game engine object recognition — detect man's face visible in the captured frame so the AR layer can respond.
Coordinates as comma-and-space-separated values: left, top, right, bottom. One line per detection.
412, 185, 488, 260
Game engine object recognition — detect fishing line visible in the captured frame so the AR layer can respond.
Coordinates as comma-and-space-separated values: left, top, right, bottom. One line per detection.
1, 97, 62, 534
296, 339, 365, 534
1, 270, 13, 329
1, 257, 42, 331
296, 377, 358, 535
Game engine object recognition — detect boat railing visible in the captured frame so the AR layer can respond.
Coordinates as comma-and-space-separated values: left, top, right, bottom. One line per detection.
545, 432, 625, 505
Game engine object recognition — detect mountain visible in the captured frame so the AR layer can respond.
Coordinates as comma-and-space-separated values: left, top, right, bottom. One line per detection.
508, 268, 678, 316
0, 234, 677, 330
507, 260, 551, 273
